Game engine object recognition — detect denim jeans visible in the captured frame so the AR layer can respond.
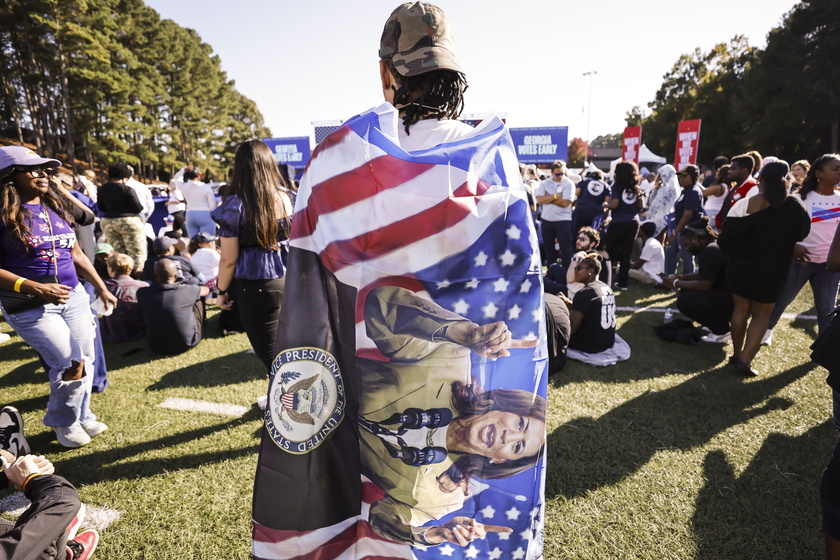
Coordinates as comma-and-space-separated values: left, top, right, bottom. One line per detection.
186, 210, 217, 238
1, 284, 97, 427
768, 260, 840, 333
664, 232, 695, 275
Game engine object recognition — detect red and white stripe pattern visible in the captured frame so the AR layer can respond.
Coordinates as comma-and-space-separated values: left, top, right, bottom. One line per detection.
291, 103, 530, 356
253, 479, 413, 560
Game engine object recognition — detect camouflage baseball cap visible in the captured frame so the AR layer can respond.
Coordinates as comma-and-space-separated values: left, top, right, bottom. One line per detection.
379, 2, 464, 77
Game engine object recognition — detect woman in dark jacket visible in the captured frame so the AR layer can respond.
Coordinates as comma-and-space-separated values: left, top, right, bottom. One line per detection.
718, 160, 810, 376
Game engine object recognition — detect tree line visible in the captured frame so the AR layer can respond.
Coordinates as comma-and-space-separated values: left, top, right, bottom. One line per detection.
627, 0, 839, 166
0, 0, 270, 180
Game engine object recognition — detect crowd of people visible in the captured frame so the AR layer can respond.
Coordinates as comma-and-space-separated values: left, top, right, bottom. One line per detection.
0, 138, 838, 558
532, 153, 840, 379
0, 1, 838, 553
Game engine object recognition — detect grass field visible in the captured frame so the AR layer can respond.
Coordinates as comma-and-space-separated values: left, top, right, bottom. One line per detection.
0, 283, 834, 559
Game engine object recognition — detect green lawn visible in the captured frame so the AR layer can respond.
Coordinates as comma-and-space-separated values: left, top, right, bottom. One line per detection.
0, 283, 834, 559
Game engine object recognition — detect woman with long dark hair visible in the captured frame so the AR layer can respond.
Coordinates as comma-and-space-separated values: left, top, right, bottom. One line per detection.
0, 146, 116, 447
357, 285, 544, 546
606, 161, 642, 289
212, 140, 293, 371
764, 154, 840, 343
718, 160, 810, 376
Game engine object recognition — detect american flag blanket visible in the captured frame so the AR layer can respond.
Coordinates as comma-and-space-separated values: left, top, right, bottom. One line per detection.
253, 103, 548, 560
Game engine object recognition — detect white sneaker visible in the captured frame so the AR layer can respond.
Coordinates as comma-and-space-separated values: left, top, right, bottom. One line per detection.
257, 395, 268, 411
0, 406, 30, 457
81, 420, 108, 438
701, 332, 731, 343
54, 423, 91, 448
762, 329, 773, 346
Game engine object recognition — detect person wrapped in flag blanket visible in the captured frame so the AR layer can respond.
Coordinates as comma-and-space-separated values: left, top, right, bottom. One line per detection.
252, 3, 548, 559
359, 286, 544, 546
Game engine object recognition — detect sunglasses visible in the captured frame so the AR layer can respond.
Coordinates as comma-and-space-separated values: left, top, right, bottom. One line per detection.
13, 166, 53, 178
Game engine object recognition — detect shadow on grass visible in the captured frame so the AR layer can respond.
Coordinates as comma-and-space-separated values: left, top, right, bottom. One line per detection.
146, 351, 265, 390
0, 360, 44, 389
546, 362, 816, 499
691, 420, 835, 559
0, 338, 40, 363
791, 315, 819, 342
551, 310, 727, 388
46, 406, 265, 486
98, 309, 232, 371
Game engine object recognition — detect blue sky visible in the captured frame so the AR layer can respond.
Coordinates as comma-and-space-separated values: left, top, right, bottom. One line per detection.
145, 0, 798, 146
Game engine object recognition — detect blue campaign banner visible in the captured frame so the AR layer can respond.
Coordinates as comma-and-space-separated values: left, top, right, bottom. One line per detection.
262, 136, 311, 167
508, 127, 568, 164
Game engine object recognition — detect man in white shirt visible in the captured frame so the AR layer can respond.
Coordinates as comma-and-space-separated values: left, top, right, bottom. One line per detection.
535, 160, 576, 269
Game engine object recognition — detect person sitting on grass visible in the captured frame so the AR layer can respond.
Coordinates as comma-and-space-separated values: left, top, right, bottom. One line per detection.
629, 221, 665, 285
557, 253, 630, 366
544, 293, 571, 374
100, 252, 148, 343
188, 232, 220, 290
662, 216, 733, 344
544, 226, 611, 298
0, 405, 99, 560
136, 259, 210, 355
141, 236, 200, 286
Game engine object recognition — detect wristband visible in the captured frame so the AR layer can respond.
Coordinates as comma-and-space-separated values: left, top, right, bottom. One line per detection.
13, 277, 25, 292
673, 279, 680, 289
22, 472, 43, 492
217, 288, 227, 296
553, 193, 558, 201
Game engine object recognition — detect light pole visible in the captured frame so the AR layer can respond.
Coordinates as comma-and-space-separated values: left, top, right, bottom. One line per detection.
582, 70, 597, 167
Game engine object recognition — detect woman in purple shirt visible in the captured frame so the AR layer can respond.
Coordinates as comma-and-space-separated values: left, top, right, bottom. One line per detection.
0, 146, 116, 448
212, 140, 293, 372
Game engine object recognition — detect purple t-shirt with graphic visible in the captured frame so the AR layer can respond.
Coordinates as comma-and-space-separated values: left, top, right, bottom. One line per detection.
0, 203, 78, 289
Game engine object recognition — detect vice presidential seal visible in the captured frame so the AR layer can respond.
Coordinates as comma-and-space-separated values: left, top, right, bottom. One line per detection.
265, 347, 345, 454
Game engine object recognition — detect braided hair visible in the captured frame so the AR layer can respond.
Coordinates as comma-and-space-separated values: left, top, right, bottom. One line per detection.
385, 59, 468, 135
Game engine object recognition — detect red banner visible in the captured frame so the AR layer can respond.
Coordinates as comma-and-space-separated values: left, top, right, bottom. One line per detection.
674, 119, 702, 170
622, 126, 642, 164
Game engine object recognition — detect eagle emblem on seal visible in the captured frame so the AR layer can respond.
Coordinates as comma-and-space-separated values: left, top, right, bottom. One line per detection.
275, 371, 319, 425
266, 347, 344, 454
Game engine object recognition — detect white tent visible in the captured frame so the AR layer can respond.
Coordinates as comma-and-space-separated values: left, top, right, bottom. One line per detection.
639, 144, 667, 164
608, 144, 668, 179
